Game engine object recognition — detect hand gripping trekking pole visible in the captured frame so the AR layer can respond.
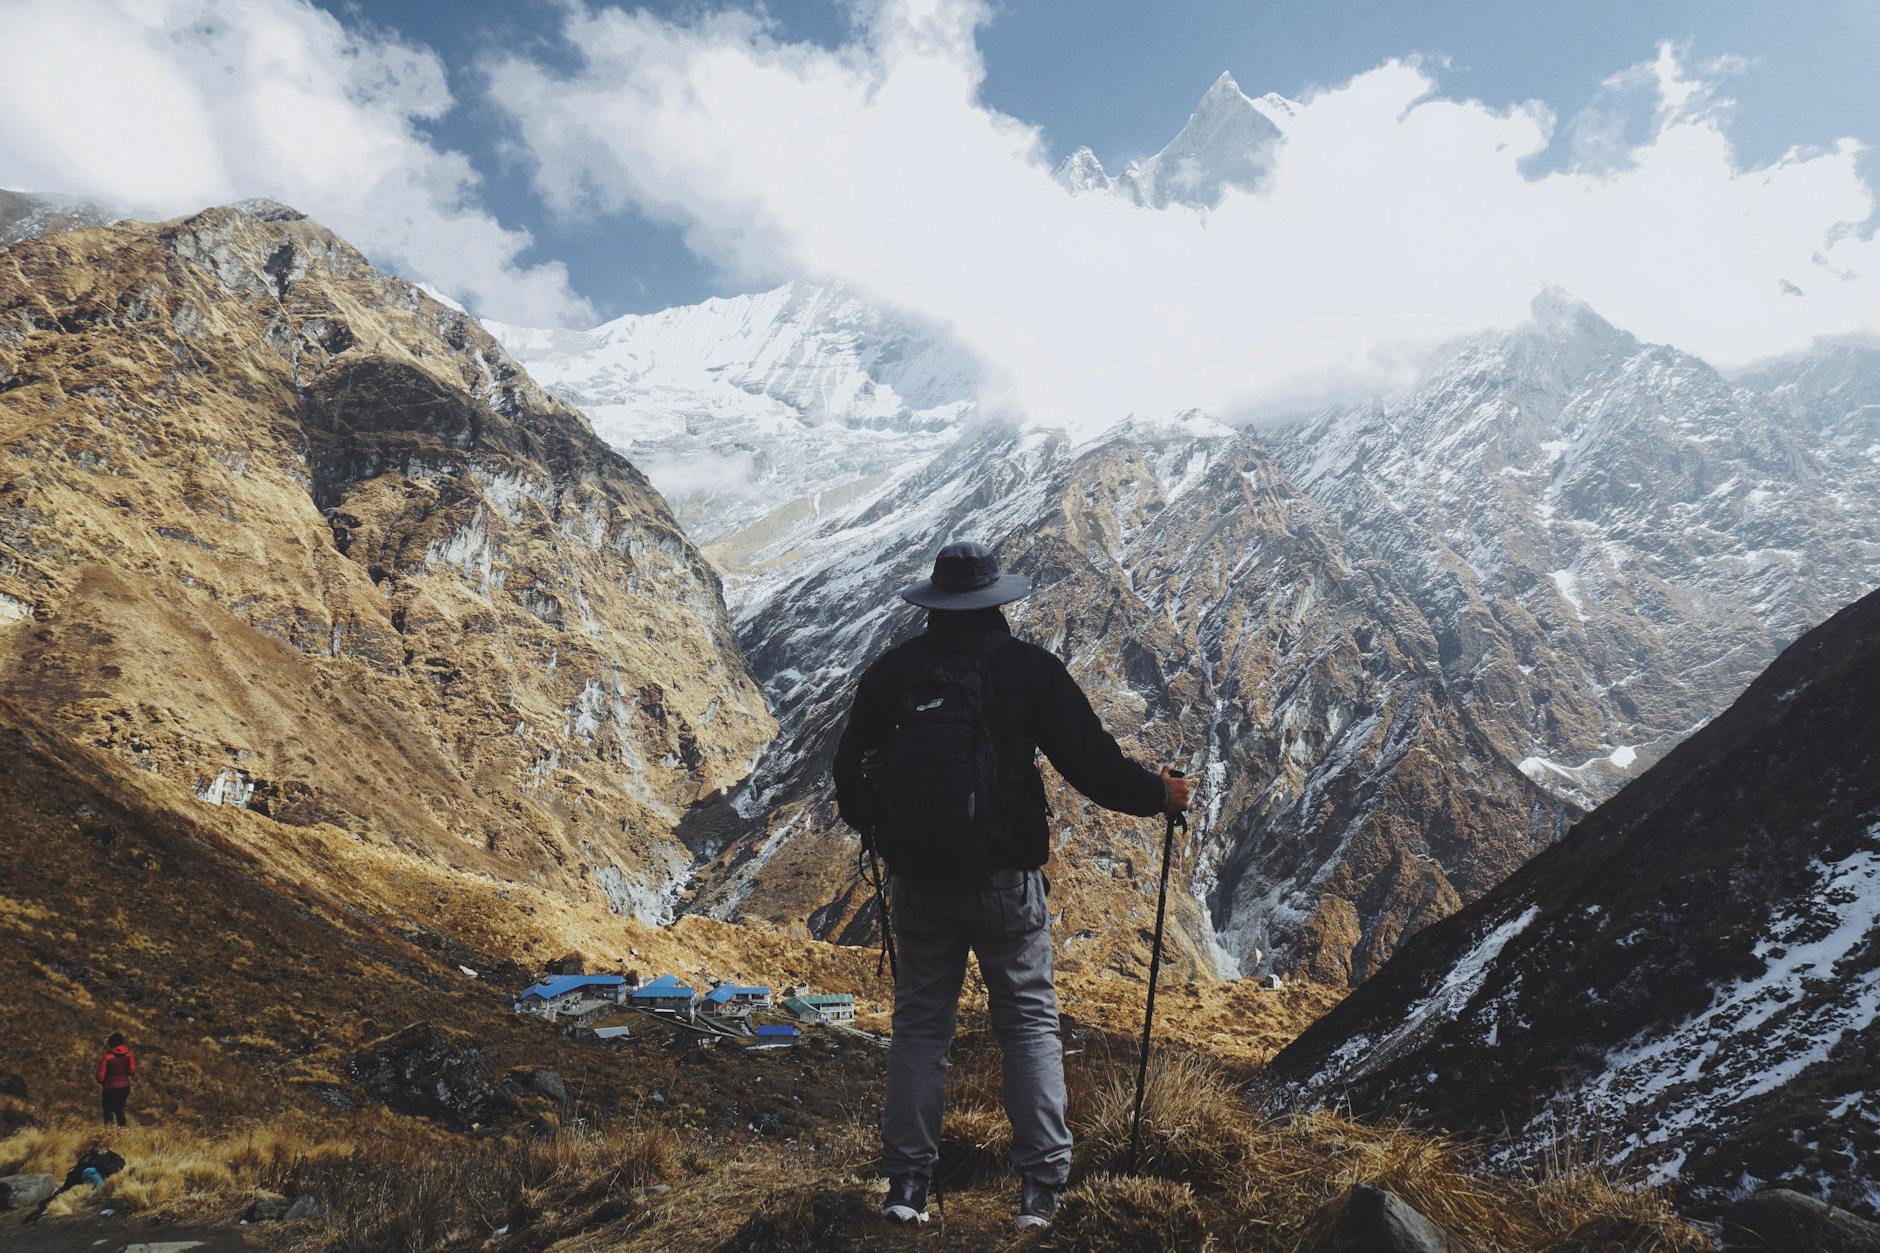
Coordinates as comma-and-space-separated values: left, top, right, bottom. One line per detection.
1127, 770, 1186, 1174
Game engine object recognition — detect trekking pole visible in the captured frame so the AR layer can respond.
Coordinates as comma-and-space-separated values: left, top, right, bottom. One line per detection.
867, 844, 898, 981
1127, 771, 1186, 1174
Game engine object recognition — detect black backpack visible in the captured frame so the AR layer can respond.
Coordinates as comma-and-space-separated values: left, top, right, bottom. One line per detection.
867, 633, 1012, 881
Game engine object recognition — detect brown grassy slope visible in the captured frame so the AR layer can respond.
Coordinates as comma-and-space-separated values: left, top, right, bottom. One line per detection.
0, 713, 1698, 1250
0, 202, 771, 920
0, 696, 887, 1136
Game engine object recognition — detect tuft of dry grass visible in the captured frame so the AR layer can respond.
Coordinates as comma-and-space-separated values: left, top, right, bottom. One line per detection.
1077, 1049, 1250, 1189
307, 1117, 688, 1252
1044, 1174, 1211, 1252
940, 1103, 1014, 1187
1222, 1105, 1709, 1253
1066, 1048, 1704, 1253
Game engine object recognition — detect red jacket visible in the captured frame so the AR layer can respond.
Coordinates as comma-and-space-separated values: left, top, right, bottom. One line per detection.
96, 1045, 135, 1089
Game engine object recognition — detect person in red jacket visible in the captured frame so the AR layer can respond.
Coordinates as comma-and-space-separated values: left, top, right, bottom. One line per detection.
95, 1032, 134, 1126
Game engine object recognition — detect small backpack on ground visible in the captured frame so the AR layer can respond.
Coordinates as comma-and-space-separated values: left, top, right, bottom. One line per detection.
867, 633, 1013, 882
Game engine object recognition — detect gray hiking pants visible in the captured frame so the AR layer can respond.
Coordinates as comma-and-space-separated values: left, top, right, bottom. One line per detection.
880, 867, 1070, 1188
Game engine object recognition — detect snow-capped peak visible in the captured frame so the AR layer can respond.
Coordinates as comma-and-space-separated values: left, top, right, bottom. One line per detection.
1055, 70, 1285, 209
1199, 69, 1246, 104
1525, 286, 1624, 344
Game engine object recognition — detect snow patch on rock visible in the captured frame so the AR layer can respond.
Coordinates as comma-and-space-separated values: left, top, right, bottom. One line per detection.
1565, 835, 1880, 1180
196, 768, 255, 808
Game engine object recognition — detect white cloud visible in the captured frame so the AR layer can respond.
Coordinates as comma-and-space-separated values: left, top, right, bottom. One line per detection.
637, 448, 761, 500
489, 0, 1880, 429
0, 0, 593, 327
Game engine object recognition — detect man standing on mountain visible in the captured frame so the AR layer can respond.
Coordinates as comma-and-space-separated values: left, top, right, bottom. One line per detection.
834, 540, 1192, 1232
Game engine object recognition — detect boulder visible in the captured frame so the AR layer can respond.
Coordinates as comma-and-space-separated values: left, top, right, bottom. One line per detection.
348, 1022, 515, 1130
1723, 1189, 1880, 1252
505, 1064, 570, 1104
1332, 1185, 1470, 1253
530, 1067, 569, 1104
243, 1193, 292, 1222
284, 1195, 329, 1222
0, 1172, 57, 1210
0, 1073, 26, 1099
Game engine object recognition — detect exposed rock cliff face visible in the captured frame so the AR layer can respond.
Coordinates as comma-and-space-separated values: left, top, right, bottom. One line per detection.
1270, 587, 1880, 1218
0, 200, 772, 919
1277, 294, 1880, 808
675, 421, 1574, 985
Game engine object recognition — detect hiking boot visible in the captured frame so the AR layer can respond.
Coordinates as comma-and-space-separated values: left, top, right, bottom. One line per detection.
1015, 1176, 1061, 1230
880, 1176, 930, 1224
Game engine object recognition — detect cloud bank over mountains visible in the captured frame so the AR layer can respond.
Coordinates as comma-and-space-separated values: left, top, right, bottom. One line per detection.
0, 0, 593, 327
490, 0, 1879, 427
3, 0, 1876, 427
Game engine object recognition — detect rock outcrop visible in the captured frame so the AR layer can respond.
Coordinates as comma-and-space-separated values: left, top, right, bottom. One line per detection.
0, 1172, 56, 1210
1331, 1185, 1470, 1253
0, 200, 773, 918
1722, 1189, 1880, 1251
350, 1022, 513, 1129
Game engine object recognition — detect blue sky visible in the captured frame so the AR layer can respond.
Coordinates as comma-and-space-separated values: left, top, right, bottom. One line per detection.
319, 0, 1880, 322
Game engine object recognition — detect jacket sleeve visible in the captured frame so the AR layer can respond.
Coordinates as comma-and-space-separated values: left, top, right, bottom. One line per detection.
833, 665, 884, 833
126, 1052, 135, 1079
1032, 650, 1168, 817
96, 1054, 106, 1085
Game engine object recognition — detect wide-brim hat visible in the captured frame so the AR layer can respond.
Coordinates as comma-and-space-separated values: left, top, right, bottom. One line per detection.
900, 540, 1032, 610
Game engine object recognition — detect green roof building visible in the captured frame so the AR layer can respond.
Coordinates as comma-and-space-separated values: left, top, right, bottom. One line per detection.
782, 992, 856, 1023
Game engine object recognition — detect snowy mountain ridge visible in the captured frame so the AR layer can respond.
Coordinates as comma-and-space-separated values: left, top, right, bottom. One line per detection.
1272, 585, 1880, 1216
487, 281, 980, 544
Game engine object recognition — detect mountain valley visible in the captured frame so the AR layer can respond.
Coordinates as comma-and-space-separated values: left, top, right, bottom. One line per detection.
2, 64, 1878, 1244
484, 75, 1880, 994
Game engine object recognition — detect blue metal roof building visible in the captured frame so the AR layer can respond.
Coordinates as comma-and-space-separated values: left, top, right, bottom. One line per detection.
754, 1024, 799, 1038
631, 974, 698, 1001
518, 973, 627, 1001
703, 982, 771, 1005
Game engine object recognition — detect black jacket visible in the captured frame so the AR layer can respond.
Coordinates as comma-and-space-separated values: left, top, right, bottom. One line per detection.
832, 608, 1168, 870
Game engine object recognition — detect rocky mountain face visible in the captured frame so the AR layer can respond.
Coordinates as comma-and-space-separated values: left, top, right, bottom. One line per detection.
1269, 586, 1880, 1219
1277, 293, 1880, 808
0, 199, 772, 923
649, 414, 1578, 987
503, 278, 1880, 988
479, 70, 1880, 989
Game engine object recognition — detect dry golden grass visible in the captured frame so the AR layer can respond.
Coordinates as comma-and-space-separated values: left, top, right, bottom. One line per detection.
1069, 1051, 1708, 1253
561, 1128, 881, 1253
1044, 1175, 1210, 1252
0, 1047, 1712, 1252
0, 1117, 354, 1220
1077, 1048, 1248, 1188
